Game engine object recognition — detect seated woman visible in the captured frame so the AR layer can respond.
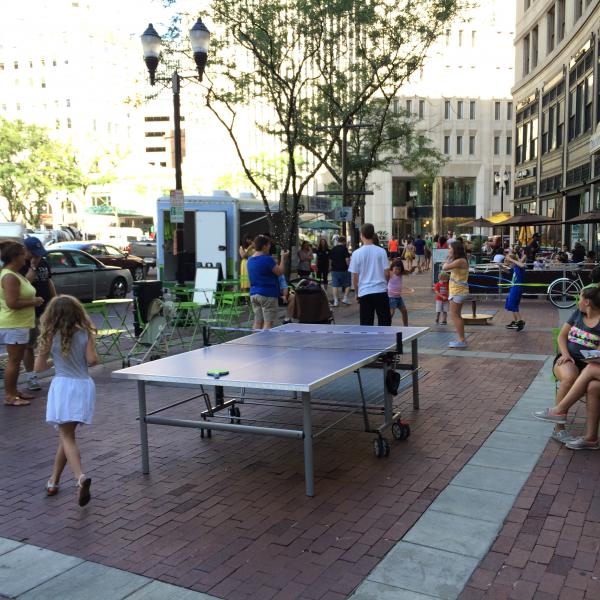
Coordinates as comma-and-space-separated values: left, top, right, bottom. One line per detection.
533, 287, 600, 444
535, 362, 600, 450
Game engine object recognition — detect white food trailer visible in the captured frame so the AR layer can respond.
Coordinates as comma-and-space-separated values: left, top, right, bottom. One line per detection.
155, 192, 279, 282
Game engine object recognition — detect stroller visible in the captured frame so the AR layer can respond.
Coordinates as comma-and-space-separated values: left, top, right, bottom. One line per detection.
287, 279, 334, 324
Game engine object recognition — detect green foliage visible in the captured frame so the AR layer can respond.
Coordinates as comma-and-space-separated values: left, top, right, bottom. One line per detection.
0, 117, 84, 227
162, 0, 468, 248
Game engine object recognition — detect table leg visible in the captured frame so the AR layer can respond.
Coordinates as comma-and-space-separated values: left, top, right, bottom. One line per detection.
382, 362, 393, 424
411, 339, 420, 410
138, 381, 150, 473
302, 391, 314, 497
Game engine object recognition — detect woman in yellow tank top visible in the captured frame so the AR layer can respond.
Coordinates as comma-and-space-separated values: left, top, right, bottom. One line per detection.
0, 242, 44, 406
442, 241, 470, 348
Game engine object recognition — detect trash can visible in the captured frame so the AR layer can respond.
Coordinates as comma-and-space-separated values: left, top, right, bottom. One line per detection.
133, 280, 163, 336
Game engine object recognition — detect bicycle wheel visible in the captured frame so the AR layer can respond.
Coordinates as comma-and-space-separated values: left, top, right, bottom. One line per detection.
547, 278, 581, 309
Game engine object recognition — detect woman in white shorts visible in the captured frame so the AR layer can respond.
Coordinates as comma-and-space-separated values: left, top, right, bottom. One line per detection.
0, 242, 44, 406
442, 241, 470, 348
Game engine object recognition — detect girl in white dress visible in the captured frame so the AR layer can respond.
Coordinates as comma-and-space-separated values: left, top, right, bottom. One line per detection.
35, 295, 98, 507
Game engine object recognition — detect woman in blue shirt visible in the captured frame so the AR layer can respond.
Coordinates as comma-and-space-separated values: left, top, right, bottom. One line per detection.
247, 235, 289, 329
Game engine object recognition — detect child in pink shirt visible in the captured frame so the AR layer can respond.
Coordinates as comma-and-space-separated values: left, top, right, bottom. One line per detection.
433, 271, 449, 325
388, 259, 409, 325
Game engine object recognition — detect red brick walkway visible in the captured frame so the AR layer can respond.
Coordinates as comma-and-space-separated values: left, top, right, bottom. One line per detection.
459, 398, 600, 600
0, 272, 559, 598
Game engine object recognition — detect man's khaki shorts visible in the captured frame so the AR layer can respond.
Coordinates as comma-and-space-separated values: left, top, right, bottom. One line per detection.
251, 294, 279, 323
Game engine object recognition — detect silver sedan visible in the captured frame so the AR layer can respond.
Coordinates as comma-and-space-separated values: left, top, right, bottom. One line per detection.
46, 248, 133, 301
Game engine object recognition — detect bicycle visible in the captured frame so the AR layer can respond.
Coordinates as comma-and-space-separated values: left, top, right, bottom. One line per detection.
547, 269, 585, 309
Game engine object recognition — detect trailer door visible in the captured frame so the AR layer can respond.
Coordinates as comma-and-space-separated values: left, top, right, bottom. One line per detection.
195, 211, 228, 278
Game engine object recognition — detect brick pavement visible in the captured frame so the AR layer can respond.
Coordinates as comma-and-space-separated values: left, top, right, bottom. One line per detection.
0, 271, 559, 598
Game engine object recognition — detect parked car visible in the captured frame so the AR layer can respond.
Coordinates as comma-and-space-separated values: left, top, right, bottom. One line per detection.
128, 239, 156, 269
51, 242, 147, 281
46, 248, 133, 300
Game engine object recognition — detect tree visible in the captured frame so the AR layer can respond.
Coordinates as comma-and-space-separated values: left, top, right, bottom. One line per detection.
0, 118, 83, 227
162, 0, 468, 249
313, 99, 448, 243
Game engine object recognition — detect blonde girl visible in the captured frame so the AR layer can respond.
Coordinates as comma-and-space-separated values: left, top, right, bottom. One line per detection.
442, 241, 470, 348
35, 295, 99, 506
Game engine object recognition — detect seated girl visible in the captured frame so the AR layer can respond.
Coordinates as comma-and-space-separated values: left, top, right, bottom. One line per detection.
533, 287, 600, 444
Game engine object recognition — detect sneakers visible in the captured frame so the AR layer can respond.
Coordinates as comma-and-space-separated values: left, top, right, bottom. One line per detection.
506, 320, 525, 331
551, 429, 575, 444
532, 408, 567, 424
448, 340, 467, 348
516, 320, 525, 332
506, 321, 518, 329
565, 437, 600, 450
27, 374, 41, 391
332, 299, 339, 307
341, 297, 350, 305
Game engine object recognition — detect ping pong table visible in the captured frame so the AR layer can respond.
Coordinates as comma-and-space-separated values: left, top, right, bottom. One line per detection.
113, 323, 428, 496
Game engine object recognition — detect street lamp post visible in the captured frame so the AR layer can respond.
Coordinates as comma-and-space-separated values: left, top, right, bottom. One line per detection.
494, 170, 509, 214
141, 19, 210, 284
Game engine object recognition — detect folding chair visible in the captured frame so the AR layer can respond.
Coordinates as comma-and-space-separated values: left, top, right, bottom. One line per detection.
84, 302, 127, 362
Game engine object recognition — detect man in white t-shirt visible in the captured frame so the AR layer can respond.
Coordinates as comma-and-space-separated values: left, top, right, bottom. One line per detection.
348, 223, 391, 326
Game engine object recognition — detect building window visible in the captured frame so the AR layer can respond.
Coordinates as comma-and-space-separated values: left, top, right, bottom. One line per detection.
41, 79, 46, 88
456, 136, 463, 154
557, 0, 565, 42
568, 49, 594, 141
66, 99, 71, 108
67, 118, 72, 129
444, 136, 450, 154
507, 102, 513, 120
444, 100, 450, 119
542, 79, 565, 153
516, 101, 539, 164
469, 100, 475, 119
443, 178, 476, 206
471, 31, 476, 47
506, 136, 512, 155
392, 98, 399, 114
145, 131, 165, 137
146, 147, 167, 152
0, 63, 4, 71
531, 26, 538, 69
494, 136, 500, 155
457, 100, 463, 119
406, 99, 412, 114
144, 116, 170, 122
445, 29, 451, 46
523, 34, 530, 75
494, 102, 501, 120
458, 30, 463, 47
55, 119, 60, 129
574, 0, 583, 21
13, 61, 18, 69
469, 135, 475, 155
419, 99, 425, 119
547, 6, 555, 53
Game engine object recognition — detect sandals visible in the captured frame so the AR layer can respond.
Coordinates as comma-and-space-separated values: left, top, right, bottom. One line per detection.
77, 475, 92, 507
46, 481, 59, 496
4, 396, 31, 407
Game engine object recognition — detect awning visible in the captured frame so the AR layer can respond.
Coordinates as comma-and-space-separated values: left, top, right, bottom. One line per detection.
459, 218, 495, 228
485, 212, 511, 224
85, 206, 152, 217
298, 219, 340, 231
498, 214, 561, 226
566, 211, 600, 224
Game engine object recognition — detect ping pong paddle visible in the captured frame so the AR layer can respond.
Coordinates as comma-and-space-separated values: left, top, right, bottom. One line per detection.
207, 369, 229, 379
